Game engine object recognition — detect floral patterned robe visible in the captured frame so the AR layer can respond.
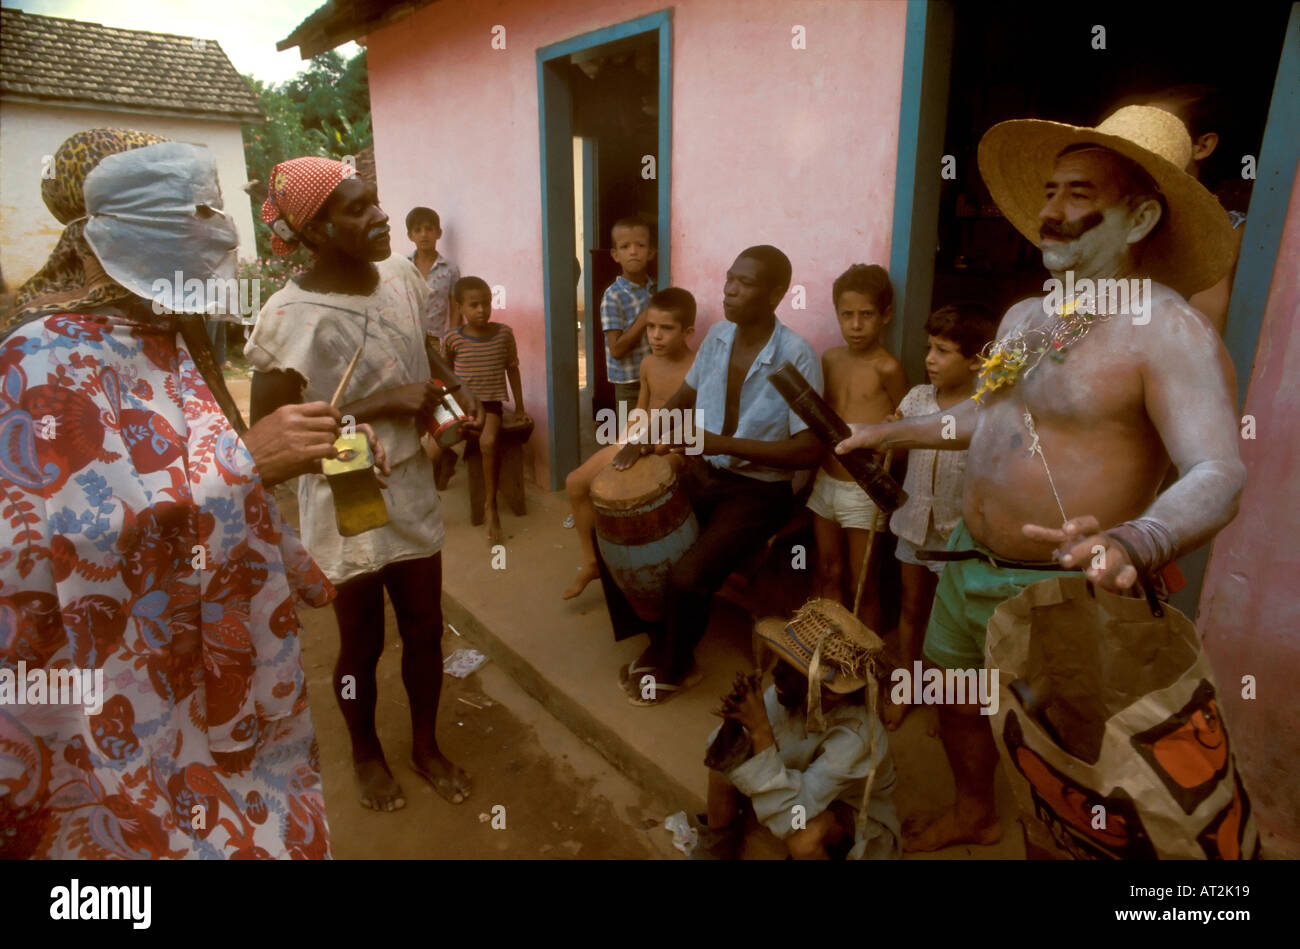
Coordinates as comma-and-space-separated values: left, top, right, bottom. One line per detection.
0, 309, 333, 858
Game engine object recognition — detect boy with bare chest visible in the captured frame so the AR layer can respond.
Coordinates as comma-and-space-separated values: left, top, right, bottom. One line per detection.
562, 288, 697, 599
810, 265, 907, 634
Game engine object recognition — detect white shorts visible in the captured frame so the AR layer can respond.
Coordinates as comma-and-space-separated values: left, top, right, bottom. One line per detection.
806, 469, 886, 531
894, 523, 949, 576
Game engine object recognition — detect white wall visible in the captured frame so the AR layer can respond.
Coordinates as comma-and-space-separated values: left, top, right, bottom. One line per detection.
0, 101, 259, 289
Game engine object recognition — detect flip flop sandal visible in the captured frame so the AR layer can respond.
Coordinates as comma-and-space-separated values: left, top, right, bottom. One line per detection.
617, 661, 657, 697
625, 667, 703, 707
410, 757, 471, 805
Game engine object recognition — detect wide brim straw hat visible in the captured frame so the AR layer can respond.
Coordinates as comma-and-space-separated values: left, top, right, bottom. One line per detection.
754, 601, 883, 694
977, 104, 1235, 298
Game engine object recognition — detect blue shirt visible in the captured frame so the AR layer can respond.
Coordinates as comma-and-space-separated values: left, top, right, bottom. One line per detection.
685, 317, 822, 482
600, 274, 656, 384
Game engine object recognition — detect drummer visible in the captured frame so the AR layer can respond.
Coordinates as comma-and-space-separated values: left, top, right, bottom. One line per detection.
609, 246, 823, 705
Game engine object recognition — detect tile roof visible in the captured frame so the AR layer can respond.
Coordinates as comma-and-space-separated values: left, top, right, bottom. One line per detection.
0, 8, 264, 122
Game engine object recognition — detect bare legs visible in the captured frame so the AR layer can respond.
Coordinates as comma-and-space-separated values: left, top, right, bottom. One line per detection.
331, 554, 471, 810
904, 698, 1002, 851
562, 443, 621, 599
481, 412, 503, 544
813, 514, 883, 632
845, 524, 883, 634
882, 562, 938, 729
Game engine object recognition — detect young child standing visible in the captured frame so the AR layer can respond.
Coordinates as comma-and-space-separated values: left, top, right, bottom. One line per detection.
811, 264, 907, 636
882, 303, 997, 729
441, 276, 528, 544
563, 287, 696, 599
406, 207, 461, 352
601, 215, 657, 416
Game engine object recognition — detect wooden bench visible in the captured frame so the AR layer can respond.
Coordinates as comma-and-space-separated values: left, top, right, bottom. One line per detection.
461, 411, 534, 526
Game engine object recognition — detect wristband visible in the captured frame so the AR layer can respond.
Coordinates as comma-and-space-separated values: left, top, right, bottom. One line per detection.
1105, 517, 1177, 576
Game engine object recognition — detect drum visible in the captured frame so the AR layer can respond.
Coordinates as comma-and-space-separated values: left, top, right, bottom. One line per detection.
590, 454, 699, 622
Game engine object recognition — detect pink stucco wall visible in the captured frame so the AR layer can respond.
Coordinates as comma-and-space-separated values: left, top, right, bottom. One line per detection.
1197, 162, 1300, 858
366, 0, 907, 485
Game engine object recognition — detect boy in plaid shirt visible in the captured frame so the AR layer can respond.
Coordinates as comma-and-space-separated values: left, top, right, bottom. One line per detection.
601, 215, 656, 415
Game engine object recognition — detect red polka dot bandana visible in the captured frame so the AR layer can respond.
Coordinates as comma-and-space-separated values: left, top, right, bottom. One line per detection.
260, 157, 354, 255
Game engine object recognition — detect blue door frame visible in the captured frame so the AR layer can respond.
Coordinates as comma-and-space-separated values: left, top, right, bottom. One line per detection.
888, 0, 1300, 616
581, 137, 598, 395
537, 9, 673, 490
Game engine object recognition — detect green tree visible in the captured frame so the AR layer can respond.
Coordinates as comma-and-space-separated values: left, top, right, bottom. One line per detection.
240, 49, 372, 260
284, 49, 372, 157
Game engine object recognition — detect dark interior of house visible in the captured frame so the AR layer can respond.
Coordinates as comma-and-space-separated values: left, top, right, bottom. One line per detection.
932, 0, 1292, 320
567, 37, 660, 422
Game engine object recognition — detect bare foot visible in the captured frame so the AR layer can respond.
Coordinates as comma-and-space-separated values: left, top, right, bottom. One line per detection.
411, 752, 472, 804
562, 563, 600, 600
882, 697, 910, 731
486, 509, 503, 544
355, 758, 406, 812
903, 808, 1001, 853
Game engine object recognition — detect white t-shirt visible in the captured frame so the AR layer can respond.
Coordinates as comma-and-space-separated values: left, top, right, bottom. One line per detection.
245, 255, 445, 583
889, 384, 968, 546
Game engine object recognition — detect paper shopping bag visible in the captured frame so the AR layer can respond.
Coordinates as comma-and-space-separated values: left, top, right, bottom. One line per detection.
985, 576, 1258, 860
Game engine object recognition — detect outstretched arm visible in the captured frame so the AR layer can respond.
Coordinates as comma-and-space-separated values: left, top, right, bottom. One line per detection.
247, 369, 342, 487
835, 395, 979, 455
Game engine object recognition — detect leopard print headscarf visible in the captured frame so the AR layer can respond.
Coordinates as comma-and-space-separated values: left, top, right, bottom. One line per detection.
5, 129, 167, 334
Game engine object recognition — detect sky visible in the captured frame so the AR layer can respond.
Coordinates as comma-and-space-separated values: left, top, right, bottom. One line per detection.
7, 0, 360, 83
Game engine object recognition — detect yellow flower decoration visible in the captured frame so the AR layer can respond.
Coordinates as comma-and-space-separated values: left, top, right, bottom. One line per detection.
973, 347, 1028, 404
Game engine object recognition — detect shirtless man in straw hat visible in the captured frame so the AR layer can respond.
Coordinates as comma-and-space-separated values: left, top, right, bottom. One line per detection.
837, 105, 1245, 852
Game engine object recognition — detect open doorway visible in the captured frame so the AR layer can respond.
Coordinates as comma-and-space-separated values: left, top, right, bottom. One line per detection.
538, 11, 672, 488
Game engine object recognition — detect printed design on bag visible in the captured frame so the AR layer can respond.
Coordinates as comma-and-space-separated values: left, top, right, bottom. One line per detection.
1196, 770, 1255, 860
1130, 680, 1229, 815
1004, 711, 1156, 860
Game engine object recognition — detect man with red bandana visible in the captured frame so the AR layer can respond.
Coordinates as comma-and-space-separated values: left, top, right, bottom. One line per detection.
247, 158, 474, 812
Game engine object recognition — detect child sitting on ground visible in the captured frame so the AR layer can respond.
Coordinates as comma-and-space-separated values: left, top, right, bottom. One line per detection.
810, 264, 907, 635
881, 303, 997, 730
437, 276, 529, 544
562, 287, 697, 599
694, 612, 900, 860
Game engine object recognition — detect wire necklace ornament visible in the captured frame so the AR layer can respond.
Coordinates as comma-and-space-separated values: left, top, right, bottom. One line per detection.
973, 290, 1111, 404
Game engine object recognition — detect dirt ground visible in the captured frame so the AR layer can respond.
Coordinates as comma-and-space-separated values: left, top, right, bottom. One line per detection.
280, 483, 685, 860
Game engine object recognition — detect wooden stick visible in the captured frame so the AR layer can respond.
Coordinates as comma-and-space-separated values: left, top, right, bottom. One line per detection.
852, 449, 894, 618
329, 344, 365, 410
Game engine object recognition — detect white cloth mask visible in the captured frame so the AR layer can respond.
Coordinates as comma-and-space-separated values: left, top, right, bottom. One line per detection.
82, 142, 241, 316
